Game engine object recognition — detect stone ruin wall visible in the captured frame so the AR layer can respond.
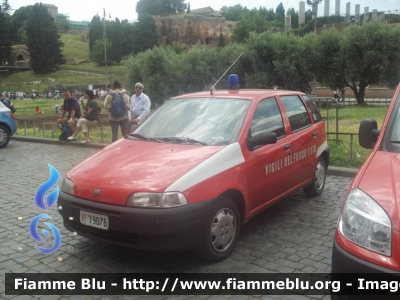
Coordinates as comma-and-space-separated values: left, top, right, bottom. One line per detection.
153, 15, 236, 48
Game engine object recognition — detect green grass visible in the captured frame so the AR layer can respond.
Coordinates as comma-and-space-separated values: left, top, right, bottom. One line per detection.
319, 104, 389, 168
60, 33, 90, 63
12, 101, 391, 168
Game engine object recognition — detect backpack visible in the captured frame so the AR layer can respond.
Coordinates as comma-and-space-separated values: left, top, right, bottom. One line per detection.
59, 124, 73, 141
109, 93, 127, 117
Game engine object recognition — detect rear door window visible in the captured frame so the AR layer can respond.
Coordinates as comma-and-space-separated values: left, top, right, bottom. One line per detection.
303, 95, 323, 123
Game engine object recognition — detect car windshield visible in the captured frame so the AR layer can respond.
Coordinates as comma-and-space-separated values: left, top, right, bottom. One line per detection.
134, 97, 251, 145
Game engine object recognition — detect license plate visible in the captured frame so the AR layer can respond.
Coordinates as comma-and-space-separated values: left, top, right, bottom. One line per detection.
80, 210, 109, 230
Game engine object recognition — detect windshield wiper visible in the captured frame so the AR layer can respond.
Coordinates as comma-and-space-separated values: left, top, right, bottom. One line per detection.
129, 133, 163, 143
155, 136, 207, 145
390, 140, 400, 144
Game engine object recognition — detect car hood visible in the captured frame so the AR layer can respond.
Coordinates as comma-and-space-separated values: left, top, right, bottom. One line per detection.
67, 139, 225, 206
359, 151, 400, 231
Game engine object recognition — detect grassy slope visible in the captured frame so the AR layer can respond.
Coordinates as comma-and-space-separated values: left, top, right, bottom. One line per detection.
0, 34, 130, 94
60, 33, 90, 63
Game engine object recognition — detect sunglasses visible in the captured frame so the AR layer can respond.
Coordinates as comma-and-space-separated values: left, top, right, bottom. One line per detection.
135, 87, 143, 89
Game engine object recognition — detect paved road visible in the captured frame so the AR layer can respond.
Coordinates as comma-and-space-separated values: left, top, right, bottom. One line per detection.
0, 141, 353, 300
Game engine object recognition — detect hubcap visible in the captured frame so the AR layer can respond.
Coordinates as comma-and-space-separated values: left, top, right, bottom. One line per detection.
210, 208, 236, 252
0, 128, 7, 144
314, 160, 326, 191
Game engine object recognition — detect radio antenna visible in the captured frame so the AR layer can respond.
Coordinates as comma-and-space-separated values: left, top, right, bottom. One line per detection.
210, 52, 244, 94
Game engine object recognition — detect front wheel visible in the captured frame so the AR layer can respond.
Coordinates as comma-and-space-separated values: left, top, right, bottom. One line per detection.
196, 197, 241, 262
303, 156, 326, 197
0, 125, 10, 148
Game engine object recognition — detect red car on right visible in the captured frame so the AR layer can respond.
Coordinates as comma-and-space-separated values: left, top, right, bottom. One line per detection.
332, 83, 400, 277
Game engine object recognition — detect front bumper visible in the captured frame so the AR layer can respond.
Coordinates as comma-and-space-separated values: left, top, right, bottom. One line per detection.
332, 239, 399, 273
58, 191, 216, 251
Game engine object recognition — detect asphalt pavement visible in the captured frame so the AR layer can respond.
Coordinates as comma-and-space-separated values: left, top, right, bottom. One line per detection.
0, 138, 357, 300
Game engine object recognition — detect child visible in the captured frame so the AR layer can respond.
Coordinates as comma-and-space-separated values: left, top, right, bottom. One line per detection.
35, 106, 43, 114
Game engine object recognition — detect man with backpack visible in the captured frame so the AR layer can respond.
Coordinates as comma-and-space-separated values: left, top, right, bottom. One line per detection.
1, 93, 16, 113
104, 80, 130, 142
129, 82, 151, 132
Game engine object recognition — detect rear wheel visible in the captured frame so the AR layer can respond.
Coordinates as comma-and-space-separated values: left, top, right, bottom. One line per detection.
303, 156, 326, 197
0, 125, 10, 148
196, 197, 241, 262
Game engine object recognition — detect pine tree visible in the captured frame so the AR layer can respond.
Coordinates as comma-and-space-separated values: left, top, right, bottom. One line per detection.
0, 11, 13, 66
25, 3, 65, 73
111, 18, 123, 64
132, 14, 159, 54
89, 15, 103, 52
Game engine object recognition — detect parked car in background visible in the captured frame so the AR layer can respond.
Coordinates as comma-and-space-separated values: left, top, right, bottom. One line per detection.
332, 83, 400, 277
0, 101, 17, 148
58, 75, 329, 262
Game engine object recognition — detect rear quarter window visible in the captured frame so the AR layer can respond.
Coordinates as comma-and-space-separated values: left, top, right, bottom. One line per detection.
280, 95, 312, 132
303, 95, 323, 123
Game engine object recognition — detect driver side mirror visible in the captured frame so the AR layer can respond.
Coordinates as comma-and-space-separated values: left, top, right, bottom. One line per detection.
359, 118, 380, 149
247, 131, 277, 151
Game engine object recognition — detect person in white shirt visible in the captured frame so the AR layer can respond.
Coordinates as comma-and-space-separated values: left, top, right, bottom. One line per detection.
129, 82, 151, 132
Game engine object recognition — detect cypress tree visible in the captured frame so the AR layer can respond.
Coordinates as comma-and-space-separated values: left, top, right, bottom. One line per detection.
25, 3, 65, 73
89, 15, 103, 52
111, 18, 123, 64
0, 11, 13, 66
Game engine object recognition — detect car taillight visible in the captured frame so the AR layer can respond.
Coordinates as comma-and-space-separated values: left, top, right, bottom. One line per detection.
9, 112, 15, 120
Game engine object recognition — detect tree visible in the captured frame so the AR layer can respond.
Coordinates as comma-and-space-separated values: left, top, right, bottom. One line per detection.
276, 2, 285, 20
57, 21, 70, 33
10, 5, 33, 44
1, 0, 12, 14
25, 3, 65, 73
111, 18, 123, 64
218, 33, 225, 47
0, 11, 13, 66
315, 21, 400, 104
220, 4, 249, 21
136, 0, 186, 15
121, 20, 135, 56
132, 14, 158, 54
89, 15, 103, 52
91, 38, 113, 66
231, 13, 270, 43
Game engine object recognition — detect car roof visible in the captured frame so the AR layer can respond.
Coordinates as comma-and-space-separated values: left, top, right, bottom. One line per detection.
172, 89, 305, 100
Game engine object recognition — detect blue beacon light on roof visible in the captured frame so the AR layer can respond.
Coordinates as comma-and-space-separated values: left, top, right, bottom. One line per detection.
228, 74, 240, 90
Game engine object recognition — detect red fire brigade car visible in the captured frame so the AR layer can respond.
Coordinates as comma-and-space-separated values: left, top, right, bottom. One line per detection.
58, 76, 329, 261
332, 83, 400, 274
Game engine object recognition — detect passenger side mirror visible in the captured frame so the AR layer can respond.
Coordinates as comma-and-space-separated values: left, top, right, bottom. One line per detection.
359, 119, 380, 149
247, 131, 277, 151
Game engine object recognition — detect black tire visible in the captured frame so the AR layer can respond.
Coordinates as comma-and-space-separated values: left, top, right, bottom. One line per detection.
196, 197, 241, 262
303, 156, 326, 197
0, 125, 10, 148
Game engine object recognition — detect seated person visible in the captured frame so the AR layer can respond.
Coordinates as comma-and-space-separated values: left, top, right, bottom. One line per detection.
35, 106, 43, 114
68, 90, 101, 143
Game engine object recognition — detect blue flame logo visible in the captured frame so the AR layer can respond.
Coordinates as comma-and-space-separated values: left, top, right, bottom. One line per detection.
29, 164, 62, 254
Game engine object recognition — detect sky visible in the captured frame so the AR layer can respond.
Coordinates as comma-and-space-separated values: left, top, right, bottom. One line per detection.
8, 0, 400, 22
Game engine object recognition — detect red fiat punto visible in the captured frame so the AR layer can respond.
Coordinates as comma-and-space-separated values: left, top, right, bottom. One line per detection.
59, 79, 329, 261
332, 83, 400, 274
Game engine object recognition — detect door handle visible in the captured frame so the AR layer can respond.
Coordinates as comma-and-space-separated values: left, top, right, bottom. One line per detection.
312, 132, 317, 138
284, 144, 291, 150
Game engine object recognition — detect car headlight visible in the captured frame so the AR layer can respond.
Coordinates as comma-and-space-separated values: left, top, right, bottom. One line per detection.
339, 188, 391, 256
126, 192, 188, 208
61, 177, 74, 195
